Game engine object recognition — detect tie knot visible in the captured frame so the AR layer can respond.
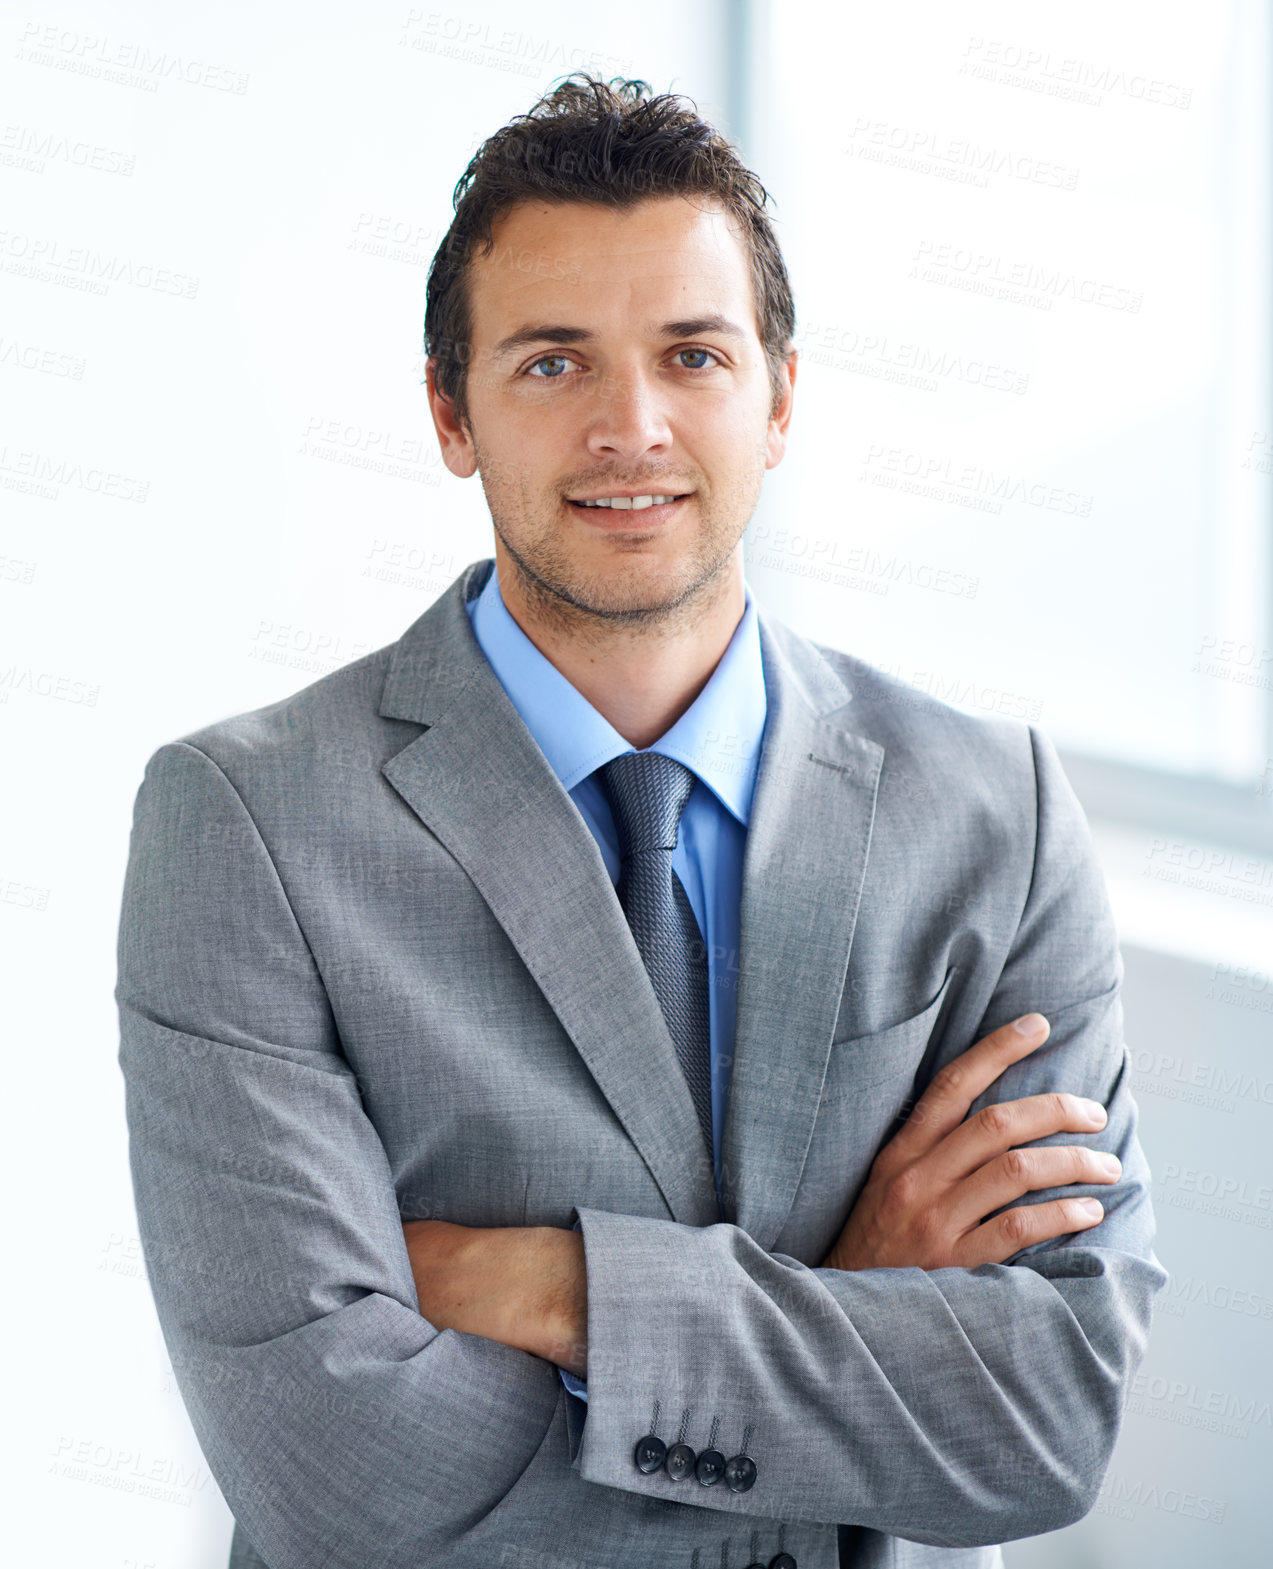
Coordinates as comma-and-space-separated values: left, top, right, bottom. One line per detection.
599, 752, 697, 857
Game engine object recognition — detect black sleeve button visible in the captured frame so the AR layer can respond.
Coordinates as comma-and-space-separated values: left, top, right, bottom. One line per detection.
724, 1452, 758, 1492
633, 1434, 667, 1474
694, 1447, 726, 1485
664, 1441, 696, 1481
769, 1555, 797, 1569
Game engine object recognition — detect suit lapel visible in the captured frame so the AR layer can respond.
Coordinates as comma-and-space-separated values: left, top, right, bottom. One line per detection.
376, 562, 885, 1246
378, 562, 719, 1228
720, 612, 884, 1250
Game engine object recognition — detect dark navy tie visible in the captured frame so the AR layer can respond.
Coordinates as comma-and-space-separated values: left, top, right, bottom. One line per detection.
598, 752, 714, 1158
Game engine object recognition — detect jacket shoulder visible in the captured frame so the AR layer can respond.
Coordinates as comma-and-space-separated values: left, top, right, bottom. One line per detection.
800, 627, 1038, 765
151, 638, 413, 782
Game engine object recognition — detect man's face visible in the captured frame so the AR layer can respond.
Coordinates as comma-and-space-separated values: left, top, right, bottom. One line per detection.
427, 194, 795, 625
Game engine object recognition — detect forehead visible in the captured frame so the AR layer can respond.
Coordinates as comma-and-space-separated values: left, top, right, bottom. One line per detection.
466, 195, 757, 341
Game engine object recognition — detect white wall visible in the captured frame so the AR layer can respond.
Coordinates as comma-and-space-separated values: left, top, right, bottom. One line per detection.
1005, 943, 1273, 1567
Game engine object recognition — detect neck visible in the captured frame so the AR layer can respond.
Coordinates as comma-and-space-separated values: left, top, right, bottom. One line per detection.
491, 543, 746, 750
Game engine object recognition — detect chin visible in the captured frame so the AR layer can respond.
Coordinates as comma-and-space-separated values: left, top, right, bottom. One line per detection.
573, 554, 725, 615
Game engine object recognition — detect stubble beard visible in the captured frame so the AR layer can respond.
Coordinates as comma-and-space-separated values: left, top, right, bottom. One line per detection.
476, 444, 764, 643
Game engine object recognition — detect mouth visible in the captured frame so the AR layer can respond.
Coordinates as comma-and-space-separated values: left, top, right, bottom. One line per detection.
565, 493, 692, 526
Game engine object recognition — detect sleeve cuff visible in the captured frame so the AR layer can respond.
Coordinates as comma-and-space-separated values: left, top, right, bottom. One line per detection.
559, 1366, 589, 1402
558, 1215, 588, 1403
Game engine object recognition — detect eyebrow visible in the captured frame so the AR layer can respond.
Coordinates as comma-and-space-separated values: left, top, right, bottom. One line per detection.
489, 315, 749, 361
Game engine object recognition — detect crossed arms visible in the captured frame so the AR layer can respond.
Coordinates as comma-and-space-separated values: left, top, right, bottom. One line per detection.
116, 732, 1166, 1565
401, 1009, 1121, 1380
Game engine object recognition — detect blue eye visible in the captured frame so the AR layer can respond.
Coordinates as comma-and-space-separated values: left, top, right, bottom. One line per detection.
527, 355, 571, 378
522, 347, 722, 379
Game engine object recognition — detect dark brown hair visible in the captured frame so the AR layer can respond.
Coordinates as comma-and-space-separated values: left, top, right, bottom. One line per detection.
423, 73, 796, 431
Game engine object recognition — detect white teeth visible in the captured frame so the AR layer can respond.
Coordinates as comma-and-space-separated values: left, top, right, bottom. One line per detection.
577, 494, 679, 509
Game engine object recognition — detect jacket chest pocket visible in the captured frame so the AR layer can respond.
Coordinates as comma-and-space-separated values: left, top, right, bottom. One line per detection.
819, 966, 957, 1103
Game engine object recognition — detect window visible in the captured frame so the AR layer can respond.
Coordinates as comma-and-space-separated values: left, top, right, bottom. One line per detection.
733, 1, 1272, 854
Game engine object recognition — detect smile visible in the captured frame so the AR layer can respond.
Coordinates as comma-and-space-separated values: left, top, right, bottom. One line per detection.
568, 494, 690, 510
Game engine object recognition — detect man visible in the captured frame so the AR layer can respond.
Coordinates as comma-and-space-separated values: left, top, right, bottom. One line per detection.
116, 76, 1165, 1569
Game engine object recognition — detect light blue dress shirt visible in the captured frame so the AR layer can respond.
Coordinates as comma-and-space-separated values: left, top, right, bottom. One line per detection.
464, 562, 768, 1403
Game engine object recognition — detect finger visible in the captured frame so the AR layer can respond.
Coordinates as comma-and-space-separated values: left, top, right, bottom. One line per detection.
947, 1143, 1122, 1233
953, 1195, 1105, 1269
925, 1091, 1109, 1186
885, 1013, 1052, 1165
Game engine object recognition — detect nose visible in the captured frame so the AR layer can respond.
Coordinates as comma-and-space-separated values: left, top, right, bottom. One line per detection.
582, 363, 674, 463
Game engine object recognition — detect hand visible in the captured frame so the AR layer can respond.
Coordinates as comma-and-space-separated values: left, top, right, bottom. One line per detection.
821, 1012, 1120, 1272
401, 1219, 588, 1377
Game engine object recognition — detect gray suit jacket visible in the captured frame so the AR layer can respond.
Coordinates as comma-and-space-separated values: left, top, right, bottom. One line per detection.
116, 557, 1165, 1569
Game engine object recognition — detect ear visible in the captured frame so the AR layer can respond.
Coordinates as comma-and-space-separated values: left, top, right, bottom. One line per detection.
426, 358, 478, 479
765, 347, 798, 470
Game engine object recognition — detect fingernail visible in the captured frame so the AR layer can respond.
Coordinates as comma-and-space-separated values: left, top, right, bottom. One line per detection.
1099, 1154, 1122, 1176
1079, 1198, 1104, 1217
1083, 1100, 1108, 1125
1012, 1013, 1047, 1038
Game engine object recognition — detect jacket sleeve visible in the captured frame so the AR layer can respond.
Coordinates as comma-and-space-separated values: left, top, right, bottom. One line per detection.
570, 725, 1168, 1547
116, 741, 561, 1568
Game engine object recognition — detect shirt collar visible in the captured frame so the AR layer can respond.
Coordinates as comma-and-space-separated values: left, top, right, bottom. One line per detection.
465, 561, 767, 826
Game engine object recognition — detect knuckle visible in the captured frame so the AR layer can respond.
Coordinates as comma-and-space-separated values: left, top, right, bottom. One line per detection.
1050, 1091, 1076, 1122
1002, 1147, 1031, 1183
999, 1206, 1034, 1248
882, 1166, 921, 1219
980, 1102, 1014, 1140
931, 1062, 960, 1096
